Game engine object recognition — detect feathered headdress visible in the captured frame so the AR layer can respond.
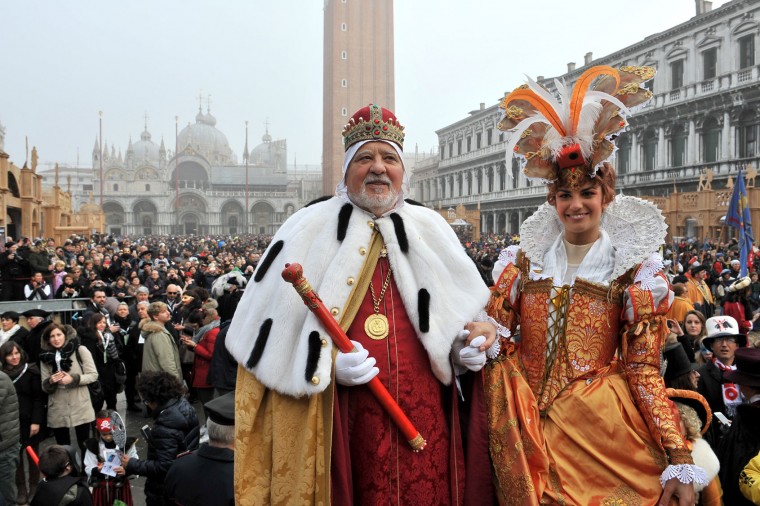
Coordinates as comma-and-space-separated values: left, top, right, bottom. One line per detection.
498, 65, 655, 184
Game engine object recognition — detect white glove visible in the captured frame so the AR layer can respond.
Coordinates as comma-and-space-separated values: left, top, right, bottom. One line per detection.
457, 334, 487, 372
335, 340, 379, 386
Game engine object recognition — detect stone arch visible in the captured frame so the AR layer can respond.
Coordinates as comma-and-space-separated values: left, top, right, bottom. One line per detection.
133, 200, 158, 235
221, 200, 245, 234
251, 201, 276, 235
103, 201, 126, 234
7, 172, 20, 198
171, 160, 209, 191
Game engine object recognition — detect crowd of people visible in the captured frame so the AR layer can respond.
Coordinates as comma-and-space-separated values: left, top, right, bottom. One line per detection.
1, 85, 760, 506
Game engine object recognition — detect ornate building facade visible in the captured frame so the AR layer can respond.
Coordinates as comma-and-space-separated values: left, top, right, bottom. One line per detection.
413, 0, 760, 242
87, 106, 322, 236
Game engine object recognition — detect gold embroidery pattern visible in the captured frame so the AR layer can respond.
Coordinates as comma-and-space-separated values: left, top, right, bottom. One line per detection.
598, 485, 643, 506
619, 65, 656, 81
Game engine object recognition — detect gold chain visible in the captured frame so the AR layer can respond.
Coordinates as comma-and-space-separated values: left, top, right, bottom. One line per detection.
370, 267, 393, 314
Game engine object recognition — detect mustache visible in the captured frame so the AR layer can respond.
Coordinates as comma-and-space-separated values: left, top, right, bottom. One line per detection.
364, 175, 392, 185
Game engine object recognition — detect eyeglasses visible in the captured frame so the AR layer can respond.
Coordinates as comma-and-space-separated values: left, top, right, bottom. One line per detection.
166, 292, 178, 295
714, 336, 738, 344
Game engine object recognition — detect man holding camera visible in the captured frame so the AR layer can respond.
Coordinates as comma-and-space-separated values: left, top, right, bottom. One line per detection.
24, 272, 51, 301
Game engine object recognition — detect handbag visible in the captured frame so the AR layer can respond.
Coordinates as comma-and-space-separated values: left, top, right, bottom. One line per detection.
75, 347, 105, 409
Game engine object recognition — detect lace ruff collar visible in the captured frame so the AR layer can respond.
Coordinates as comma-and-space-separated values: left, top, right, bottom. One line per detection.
520, 194, 667, 280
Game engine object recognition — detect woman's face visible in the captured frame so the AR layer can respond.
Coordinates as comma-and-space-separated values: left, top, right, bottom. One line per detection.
96, 318, 107, 331
117, 305, 129, 318
684, 314, 703, 337
48, 328, 66, 349
117, 279, 126, 287
5, 347, 22, 367
688, 369, 700, 390
131, 277, 141, 286
554, 183, 605, 245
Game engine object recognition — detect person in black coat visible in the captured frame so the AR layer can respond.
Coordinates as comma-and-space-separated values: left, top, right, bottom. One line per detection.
164, 393, 235, 506
716, 348, 760, 506
0, 311, 29, 348
121, 371, 200, 506
78, 314, 124, 411
31, 444, 93, 506
113, 302, 142, 412
20, 310, 53, 365
1, 341, 47, 504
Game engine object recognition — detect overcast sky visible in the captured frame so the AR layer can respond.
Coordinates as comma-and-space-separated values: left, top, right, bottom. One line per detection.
1, 0, 728, 171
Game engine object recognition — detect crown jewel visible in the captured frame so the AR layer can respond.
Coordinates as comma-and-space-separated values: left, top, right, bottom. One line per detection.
342, 103, 405, 151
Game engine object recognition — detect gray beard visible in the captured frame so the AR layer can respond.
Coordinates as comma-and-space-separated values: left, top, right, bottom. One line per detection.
348, 185, 400, 216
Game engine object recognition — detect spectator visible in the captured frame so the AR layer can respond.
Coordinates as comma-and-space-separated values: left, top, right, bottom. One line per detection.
24, 271, 52, 301
55, 273, 82, 299
83, 413, 138, 506
0, 310, 29, 347
121, 371, 200, 506
79, 313, 124, 411
716, 348, 760, 506
164, 392, 235, 506
128, 286, 150, 321
0, 242, 30, 301
81, 288, 117, 330
682, 310, 708, 364
146, 270, 165, 301
216, 277, 243, 323
110, 276, 130, 299
161, 284, 182, 315
142, 302, 182, 381
39, 323, 97, 460
0, 369, 20, 504
688, 265, 715, 318
667, 283, 695, 324
663, 340, 700, 391
698, 315, 747, 448
113, 302, 141, 412
126, 277, 143, 297
20, 309, 53, 365
740, 451, 760, 503
723, 276, 759, 334
30, 444, 93, 506
26, 240, 52, 284
1, 341, 46, 504
183, 307, 219, 416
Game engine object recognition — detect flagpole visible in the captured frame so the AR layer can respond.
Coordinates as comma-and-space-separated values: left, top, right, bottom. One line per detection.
245, 121, 249, 235
99, 111, 103, 207
175, 116, 179, 233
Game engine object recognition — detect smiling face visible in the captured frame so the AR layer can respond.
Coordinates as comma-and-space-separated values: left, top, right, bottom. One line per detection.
345, 141, 404, 217
4, 345, 22, 367
553, 183, 606, 245
1, 317, 15, 332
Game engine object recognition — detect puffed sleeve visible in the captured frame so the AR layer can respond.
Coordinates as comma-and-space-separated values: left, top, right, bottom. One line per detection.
621, 255, 706, 485
485, 246, 522, 357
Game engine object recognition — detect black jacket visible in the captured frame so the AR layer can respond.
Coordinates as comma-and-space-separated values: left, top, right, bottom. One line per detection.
716, 402, 760, 506
207, 321, 236, 392
696, 360, 731, 446
3, 362, 46, 445
23, 319, 53, 365
125, 396, 200, 502
164, 444, 234, 506
30, 475, 93, 506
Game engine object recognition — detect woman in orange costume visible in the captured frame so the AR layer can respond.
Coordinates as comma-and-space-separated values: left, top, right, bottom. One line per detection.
484, 66, 706, 505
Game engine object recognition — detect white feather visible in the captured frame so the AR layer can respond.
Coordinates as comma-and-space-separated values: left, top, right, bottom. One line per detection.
504, 116, 549, 159
584, 90, 631, 115
553, 79, 571, 130
525, 75, 567, 129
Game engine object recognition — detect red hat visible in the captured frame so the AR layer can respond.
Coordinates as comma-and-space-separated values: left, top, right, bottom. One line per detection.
342, 103, 404, 151
96, 418, 112, 434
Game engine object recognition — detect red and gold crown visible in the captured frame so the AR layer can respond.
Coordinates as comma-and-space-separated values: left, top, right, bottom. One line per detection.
342, 103, 405, 151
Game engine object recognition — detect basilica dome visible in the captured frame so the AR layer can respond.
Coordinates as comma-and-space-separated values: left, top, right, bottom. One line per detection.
178, 107, 233, 164
129, 128, 161, 163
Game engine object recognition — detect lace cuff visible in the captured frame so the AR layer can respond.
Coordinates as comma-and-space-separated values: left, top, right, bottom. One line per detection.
475, 310, 509, 359
659, 464, 708, 488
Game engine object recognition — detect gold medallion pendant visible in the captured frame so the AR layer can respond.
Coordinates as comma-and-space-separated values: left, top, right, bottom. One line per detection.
365, 313, 389, 340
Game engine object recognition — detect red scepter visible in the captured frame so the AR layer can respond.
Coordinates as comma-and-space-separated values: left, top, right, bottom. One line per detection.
282, 262, 426, 451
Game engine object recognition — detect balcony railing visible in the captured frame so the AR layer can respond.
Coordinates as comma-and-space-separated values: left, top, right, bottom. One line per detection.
439, 143, 505, 168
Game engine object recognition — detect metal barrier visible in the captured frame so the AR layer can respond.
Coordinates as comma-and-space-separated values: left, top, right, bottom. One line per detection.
0, 297, 134, 326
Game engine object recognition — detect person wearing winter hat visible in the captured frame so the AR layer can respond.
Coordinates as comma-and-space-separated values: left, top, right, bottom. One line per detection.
688, 264, 715, 318
723, 276, 759, 334
698, 315, 748, 447
716, 348, 760, 505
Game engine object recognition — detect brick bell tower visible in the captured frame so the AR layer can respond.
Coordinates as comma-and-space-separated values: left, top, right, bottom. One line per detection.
322, 0, 396, 197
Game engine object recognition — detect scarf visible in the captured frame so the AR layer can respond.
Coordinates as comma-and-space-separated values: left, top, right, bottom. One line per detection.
2, 360, 27, 382
39, 337, 79, 372
713, 358, 741, 417
0, 325, 21, 345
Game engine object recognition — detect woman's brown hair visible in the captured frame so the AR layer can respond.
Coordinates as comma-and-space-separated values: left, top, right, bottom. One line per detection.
546, 161, 617, 207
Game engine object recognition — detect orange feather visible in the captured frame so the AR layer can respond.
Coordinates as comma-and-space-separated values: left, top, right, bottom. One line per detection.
568, 66, 619, 134
504, 89, 566, 137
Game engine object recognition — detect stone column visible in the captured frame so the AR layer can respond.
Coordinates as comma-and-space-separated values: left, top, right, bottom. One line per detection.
658, 126, 666, 169
631, 132, 640, 171
688, 120, 696, 165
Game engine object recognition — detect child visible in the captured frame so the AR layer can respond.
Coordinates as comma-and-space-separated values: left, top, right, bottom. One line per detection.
84, 413, 138, 506
31, 444, 93, 506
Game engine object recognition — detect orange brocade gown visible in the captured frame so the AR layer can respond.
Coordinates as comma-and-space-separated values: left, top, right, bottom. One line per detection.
484, 259, 686, 506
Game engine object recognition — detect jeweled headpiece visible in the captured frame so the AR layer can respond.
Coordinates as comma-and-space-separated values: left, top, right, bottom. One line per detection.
342, 103, 405, 151
498, 65, 655, 186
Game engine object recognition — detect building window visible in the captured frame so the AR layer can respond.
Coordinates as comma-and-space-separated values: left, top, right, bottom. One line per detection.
671, 131, 687, 167
83, 184, 93, 192
145, 184, 151, 191
440, 144, 445, 160
113, 184, 118, 191
341, 22, 347, 31
448, 142, 454, 158
643, 129, 658, 171
739, 34, 755, 69
341, 50, 347, 60
466, 137, 472, 152
341, 79, 347, 87
487, 128, 493, 145
499, 132, 505, 142
738, 123, 757, 158
457, 139, 462, 155
617, 143, 630, 175
341, 107, 348, 116
476, 132, 482, 149
702, 117, 720, 163
702, 47, 717, 79
642, 76, 655, 92
670, 59, 684, 89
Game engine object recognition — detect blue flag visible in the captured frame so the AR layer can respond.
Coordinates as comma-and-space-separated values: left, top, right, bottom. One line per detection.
726, 168, 754, 276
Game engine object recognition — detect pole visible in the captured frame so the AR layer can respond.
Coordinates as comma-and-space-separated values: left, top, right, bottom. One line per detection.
245, 121, 249, 235
175, 116, 179, 233
99, 111, 103, 207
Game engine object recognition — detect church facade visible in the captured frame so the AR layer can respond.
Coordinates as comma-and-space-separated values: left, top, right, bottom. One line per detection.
91, 106, 322, 237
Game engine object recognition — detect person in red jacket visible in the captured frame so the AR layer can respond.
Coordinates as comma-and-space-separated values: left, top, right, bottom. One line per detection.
723, 277, 759, 334
181, 305, 219, 419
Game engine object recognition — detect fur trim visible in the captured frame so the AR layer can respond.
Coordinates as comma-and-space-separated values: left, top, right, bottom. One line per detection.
404, 198, 425, 207
337, 203, 353, 242
254, 240, 284, 283
690, 439, 719, 492
305, 196, 332, 207
226, 197, 491, 396
203, 299, 218, 310
418, 289, 430, 332
390, 213, 409, 253
142, 320, 168, 334
304, 331, 322, 383
246, 319, 273, 369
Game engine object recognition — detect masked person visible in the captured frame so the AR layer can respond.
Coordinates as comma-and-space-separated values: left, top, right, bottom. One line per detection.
227, 104, 497, 505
